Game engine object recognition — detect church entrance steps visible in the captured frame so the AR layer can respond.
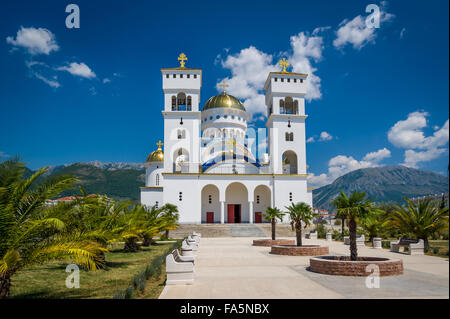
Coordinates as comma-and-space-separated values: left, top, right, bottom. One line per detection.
170, 224, 312, 238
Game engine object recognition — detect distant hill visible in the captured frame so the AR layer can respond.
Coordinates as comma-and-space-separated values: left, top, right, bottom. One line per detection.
313, 165, 449, 211
30, 162, 145, 202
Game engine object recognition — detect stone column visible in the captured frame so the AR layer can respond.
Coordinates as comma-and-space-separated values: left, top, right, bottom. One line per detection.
326, 232, 332, 242
220, 201, 225, 224
373, 237, 382, 249
249, 201, 254, 224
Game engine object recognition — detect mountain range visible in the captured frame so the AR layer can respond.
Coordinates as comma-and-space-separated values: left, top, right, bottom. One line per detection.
313, 165, 449, 210
26, 162, 448, 206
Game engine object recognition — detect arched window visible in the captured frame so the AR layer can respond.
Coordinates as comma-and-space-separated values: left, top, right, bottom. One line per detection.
171, 96, 176, 111
290, 132, 294, 141
284, 97, 294, 114
177, 92, 186, 110
279, 99, 285, 114
156, 174, 160, 186
293, 100, 299, 114
187, 96, 192, 111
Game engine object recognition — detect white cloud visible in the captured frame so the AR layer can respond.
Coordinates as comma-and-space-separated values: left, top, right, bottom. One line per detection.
217, 31, 324, 118
403, 148, 447, 168
103, 78, 111, 83
307, 131, 333, 143
308, 148, 391, 187
319, 131, 333, 141
25, 60, 61, 88
333, 3, 394, 50
362, 147, 391, 162
388, 111, 449, 167
6, 26, 59, 55
400, 27, 406, 39
57, 62, 96, 79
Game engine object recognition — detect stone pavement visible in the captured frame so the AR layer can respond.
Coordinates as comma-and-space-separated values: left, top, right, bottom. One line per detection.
158, 237, 449, 299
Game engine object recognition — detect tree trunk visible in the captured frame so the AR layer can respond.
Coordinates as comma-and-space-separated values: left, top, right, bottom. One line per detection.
296, 223, 302, 246
271, 218, 276, 240
142, 237, 154, 247
0, 272, 12, 299
165, 229, 169, 239
124, 239, 141, 252
349, 218, 357, 261
341, 217, 345, 236
423, 237, 430, 252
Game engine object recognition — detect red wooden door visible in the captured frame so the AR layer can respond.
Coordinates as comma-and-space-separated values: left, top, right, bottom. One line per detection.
206, 212, 214, 224
227, 205, 235, 223
255, 212, 262, 223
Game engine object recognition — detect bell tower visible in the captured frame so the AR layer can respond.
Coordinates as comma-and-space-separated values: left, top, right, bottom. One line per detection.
161, 53, 202, 173
264, 58, 308, 175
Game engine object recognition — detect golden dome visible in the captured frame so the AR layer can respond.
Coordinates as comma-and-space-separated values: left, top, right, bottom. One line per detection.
146, 141, 164, 162
202, 93, 246, 111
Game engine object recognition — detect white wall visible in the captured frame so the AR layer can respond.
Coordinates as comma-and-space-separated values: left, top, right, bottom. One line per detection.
141, 188, 164, 209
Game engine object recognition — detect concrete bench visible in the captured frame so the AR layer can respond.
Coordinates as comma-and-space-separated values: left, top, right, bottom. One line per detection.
305, 231, 317, 240
188, 235, 200, 245
183, 239, 198, 251
181, 240, 195, 257
166, 249, 195, 285
390, 238, 424, 255
173, 248, 195, 264
344, 234, 365, 246
192, 232, 201, 238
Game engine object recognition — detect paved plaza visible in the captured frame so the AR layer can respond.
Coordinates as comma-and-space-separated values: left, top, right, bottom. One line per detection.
159, 237, 449, 299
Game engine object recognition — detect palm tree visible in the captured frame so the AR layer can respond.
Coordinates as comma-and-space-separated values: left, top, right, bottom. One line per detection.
160, 203, 179, 239
334, 190, 377, 260
387, 197, 449, 249
360, 210, 384, 241
263, 207, 285, 240
285, 202, 317, 246
332, 196, 347, 237
0, 158, 105, 298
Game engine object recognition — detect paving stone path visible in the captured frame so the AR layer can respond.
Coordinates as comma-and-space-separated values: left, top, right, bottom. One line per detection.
159, 237, 449, 299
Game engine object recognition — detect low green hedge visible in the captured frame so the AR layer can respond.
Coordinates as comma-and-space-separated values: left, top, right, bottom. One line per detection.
113, 239, 183, 299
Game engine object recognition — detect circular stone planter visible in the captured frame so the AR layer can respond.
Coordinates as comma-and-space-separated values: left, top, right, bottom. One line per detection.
253, 239, 295, 247
309, 256, 403, 276
270, 245, 329, 256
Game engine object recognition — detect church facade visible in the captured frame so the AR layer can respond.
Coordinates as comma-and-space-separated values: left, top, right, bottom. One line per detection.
140, 54, 313, 224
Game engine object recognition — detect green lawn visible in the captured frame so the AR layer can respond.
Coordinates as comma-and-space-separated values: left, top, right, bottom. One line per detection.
10, 241, 177, 299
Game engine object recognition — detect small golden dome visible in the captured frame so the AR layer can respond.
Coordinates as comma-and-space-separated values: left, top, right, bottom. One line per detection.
146, 141, 164, 162
202, 93, 246, 111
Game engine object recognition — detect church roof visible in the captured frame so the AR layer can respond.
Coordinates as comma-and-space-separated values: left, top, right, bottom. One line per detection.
202, 93, 246, 112
146, 141, 164, 162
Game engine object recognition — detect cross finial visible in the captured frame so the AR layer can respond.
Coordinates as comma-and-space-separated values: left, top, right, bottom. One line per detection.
156, 140, 163, 150
219, 79, 229, 94
278, 58, 290, 73
178, 53, 187, 68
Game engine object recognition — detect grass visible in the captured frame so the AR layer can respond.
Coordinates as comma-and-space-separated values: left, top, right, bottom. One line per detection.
10, 241, 178, 299
425, 240, 449, 258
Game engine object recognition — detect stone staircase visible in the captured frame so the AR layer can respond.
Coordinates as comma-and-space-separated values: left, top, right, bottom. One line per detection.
169, 223, 307, 238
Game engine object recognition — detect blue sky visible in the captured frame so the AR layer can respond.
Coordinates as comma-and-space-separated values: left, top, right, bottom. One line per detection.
0, 0, 448, 187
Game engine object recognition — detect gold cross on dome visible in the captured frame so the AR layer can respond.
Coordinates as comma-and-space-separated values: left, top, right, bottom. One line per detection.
278, 58, 290, 73
178, 53, 187, 68
219, 79, 229, 93
156, 140, 163, 149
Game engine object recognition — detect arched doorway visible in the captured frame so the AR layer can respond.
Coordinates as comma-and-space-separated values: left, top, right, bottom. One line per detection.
225, 182, 248, 223
253, 185, 271, 223
282, 150, 298, 174
201, 184, 220, 224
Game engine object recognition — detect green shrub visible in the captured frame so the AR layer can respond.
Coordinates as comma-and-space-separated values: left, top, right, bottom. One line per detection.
133, 273, 146, 293
433, 247, 440, 254
445, 250, 449, 257
314, 224, 327, 239
382, 241, 390, 249
113, 290, 126, 299
334, 219, 341, 226
124, 287, 134, 299
145, 265, 155, 279
442, 231, 449, 240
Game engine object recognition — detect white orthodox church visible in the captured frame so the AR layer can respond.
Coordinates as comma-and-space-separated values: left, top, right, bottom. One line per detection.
140, 54, 313, 224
